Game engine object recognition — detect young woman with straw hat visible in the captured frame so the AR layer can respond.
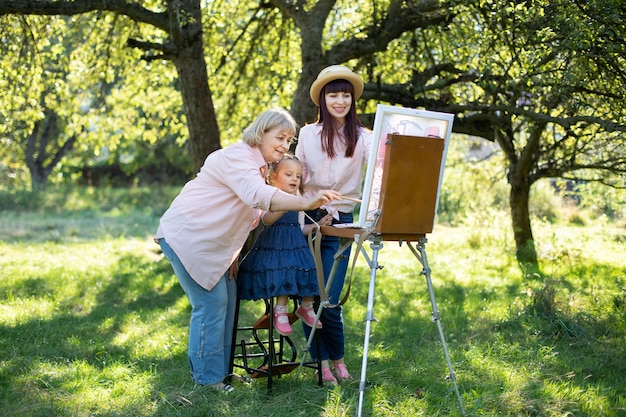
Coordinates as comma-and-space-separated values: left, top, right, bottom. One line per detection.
295, 65, 373, 384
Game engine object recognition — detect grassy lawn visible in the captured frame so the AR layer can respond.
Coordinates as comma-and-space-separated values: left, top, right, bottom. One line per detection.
0, 186, 625, 417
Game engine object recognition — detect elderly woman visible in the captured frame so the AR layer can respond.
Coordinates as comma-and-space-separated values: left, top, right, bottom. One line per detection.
155, 108, 340, 392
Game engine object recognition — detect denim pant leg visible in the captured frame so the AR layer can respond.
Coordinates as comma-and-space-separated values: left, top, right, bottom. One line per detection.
159, 239, 237, 385
303, 211, 353, 361
223, 276, 237, 376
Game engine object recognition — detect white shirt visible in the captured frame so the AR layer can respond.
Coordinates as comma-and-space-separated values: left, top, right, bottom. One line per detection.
296, 123, 372, 214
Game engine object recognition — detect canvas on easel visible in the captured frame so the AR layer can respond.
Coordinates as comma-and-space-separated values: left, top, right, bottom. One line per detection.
373, 134, 445, 238
358, 105, 454, 238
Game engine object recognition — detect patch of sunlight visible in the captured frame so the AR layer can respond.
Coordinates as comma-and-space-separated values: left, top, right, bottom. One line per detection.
367, 341, 394, 361
110, 314, 150, 349
321, 389, 353, 417
541, 380, 615, 416
369, 384, 431, 417
4, 242, 92, 271
112, 308, 186, 359
465, 342, 535, 413
13, 239, 151, 272
535, 223, 625, 268
0, 298, 55, 325
22, 359, 156, 416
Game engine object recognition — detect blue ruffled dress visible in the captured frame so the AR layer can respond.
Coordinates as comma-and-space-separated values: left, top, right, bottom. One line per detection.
238, 211, 319, 301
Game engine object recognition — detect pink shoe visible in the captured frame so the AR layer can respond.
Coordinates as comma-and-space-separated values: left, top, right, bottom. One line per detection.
273, 311, 293, 336
295, 306, 323, 328
316, 367, 337, 385
333, 363, 352, 381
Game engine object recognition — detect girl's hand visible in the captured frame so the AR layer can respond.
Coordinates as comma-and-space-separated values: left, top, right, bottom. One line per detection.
320, 213, 334, 226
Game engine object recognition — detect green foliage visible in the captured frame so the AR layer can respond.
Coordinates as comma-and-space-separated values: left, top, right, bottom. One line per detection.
528, 180, 562, 223
438, 135, 509, 226
204, 0, 302, 143
0, 12, 189, 189
577, 181, 626, 221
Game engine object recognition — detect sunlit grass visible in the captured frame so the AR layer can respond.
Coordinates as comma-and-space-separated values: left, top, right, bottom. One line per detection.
0, 186, 625, 416
10, 359, 157, 416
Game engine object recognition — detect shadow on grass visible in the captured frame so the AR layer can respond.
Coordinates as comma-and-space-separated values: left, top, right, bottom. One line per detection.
0, 252, 345, 417
343, 257, 626, 416
0, 254, 188, 416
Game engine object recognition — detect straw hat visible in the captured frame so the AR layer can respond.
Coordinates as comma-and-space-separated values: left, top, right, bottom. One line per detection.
309, 65, 364, 107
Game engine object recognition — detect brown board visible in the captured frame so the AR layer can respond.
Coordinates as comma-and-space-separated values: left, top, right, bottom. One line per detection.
374, 134, 445, 235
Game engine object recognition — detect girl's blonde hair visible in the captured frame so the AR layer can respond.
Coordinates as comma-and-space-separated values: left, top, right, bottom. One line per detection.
242, 107, 297, 146
268, 154, 300, 182
268, 154, 303, 194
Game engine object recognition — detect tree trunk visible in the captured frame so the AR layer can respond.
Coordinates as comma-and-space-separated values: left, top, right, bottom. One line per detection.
25, 109, 77, 191
174, 55, 220, 172
288, 4, 328, 127
290, 59, 324, 127
169, 0, 221, 172
508, 172, 539, 273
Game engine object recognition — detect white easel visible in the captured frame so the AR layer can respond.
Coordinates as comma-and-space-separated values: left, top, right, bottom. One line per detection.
305, 133, 466, 416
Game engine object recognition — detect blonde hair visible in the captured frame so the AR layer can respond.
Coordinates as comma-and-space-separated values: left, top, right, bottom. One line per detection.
268, 154, 300, 182
268, 154, 303, 194
241, 108, 297, 146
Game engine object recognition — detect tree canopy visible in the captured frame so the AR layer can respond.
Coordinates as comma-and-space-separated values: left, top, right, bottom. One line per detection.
1, 0, 624, 270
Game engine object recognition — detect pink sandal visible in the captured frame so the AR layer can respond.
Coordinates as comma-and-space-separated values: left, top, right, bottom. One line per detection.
333, 363, 352, 381
273, 311, 293, 336
316, 367, 337, 385
295, 305, 323, 328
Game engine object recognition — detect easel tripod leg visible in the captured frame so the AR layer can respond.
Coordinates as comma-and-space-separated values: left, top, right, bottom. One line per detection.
409, 239, 466, 417
357, 238, 383, 417
298, 239, 352, 377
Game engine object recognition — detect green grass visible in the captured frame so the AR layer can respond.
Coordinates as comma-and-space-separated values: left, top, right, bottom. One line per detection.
0, 186, 625, 416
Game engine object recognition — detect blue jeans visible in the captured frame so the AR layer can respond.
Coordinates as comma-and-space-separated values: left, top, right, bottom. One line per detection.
303, 210, 353, 361
159, 239, 237, 385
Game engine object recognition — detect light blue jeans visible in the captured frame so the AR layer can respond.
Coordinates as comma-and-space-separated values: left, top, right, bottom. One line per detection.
159, 239, 237, 385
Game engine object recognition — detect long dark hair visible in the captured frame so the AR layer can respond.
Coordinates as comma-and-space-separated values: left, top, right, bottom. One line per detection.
317, 79, 364, 158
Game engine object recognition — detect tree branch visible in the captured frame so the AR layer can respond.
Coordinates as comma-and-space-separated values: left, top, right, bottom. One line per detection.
127, 38, 178, 60
0, 0, 169, 31
327, 0, 452, 63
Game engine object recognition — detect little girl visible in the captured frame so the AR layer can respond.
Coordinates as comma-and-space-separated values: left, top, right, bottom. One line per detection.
238, 154, 333, 336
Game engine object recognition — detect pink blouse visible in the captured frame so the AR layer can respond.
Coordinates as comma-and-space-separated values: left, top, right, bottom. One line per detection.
155, 142, 278, 290
296, 123, 372, 213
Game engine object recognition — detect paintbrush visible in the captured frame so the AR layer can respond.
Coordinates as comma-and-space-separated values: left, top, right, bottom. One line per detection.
339, 196, 362, 203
